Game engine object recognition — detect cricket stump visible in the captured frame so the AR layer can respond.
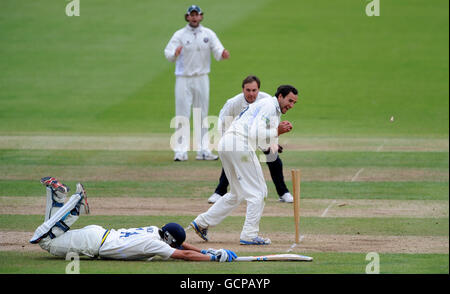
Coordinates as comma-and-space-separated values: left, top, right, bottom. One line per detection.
291, 169, 301, 244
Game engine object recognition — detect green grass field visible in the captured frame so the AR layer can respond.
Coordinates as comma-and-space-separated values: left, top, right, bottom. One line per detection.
0, 0, 448, 276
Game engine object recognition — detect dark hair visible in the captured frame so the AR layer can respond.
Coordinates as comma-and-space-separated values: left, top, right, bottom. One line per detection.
241, 75, 261, 89
274, 85, 298, 98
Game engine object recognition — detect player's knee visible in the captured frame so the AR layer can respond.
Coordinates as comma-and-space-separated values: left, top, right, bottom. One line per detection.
39, 237, 51, 252
223, 193, 239, 205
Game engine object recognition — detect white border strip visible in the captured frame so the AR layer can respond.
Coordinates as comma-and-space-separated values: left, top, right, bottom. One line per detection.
286, 235, 304, 252
351, 168, 364, 182
321, 200, 337, 217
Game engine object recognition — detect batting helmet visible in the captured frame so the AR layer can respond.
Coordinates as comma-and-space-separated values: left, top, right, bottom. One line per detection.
159, 223, 186, 248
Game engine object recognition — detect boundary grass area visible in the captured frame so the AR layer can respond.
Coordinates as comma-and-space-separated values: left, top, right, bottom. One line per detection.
0, 180, 448, 200
1, 215, 448, 236
0, 251, 447, 274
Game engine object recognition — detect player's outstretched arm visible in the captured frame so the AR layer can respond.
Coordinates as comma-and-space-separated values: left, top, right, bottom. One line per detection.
170, 243, 237, 262
170, 249, 211, 261
179, 242, 203, 252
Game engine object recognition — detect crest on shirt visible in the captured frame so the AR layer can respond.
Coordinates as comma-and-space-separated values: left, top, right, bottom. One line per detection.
203, 37, 209, 43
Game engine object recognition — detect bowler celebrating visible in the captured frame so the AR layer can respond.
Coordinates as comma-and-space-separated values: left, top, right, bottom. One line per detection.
208, 75, 294, 204
191, 85, 299, 245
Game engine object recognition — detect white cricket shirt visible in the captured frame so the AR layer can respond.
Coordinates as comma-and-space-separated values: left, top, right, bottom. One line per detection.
218, 91, 272, 134
99, 226, 175, 261
164, 24, 225, 76
223, 97, 281, 151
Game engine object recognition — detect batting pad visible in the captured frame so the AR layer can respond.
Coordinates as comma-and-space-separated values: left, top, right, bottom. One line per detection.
30, 193, 81, 243
44, 187, 53, 222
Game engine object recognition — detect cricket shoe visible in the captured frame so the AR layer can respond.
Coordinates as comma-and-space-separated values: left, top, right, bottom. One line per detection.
279, 192, 294, 203
207, 193, 222, 204
174, 152, 188, 162
76, 183, 90, 215
41, 176, 69, 196
190, 221, 209, 242
240, 236, 271, 245
41, 177, 69, 221
196, 150, 219, 161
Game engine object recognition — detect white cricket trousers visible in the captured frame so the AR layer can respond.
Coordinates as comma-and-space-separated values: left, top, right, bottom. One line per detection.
39, 225, 105, 258
194, 133, 267, 240
173, 74, 210, 153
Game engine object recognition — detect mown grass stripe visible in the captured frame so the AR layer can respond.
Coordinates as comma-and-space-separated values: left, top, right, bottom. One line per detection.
0, 251, 448, 274
0, 180, 447, 200
0, 149, 448, 168
1, 215, 447, 236
1, 136, 448, 152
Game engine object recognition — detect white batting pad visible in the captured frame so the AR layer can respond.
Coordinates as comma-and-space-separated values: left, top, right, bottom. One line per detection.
30, 193, 81, 243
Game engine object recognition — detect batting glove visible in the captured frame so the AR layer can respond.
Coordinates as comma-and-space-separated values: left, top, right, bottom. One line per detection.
209, 249, 237, 262
201, 248, 219, 255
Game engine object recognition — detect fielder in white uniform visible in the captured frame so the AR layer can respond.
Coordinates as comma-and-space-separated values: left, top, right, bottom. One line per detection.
165, 5, 230, 162
30, 177, 237, 263
190, 85, 299, 245
208, 75, 294, 204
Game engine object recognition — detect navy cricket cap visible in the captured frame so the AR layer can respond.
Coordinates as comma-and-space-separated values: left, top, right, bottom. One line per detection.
186, 5, 202, 14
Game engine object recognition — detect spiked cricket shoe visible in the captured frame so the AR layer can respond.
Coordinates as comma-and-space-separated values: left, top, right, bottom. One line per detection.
190, 221, 209, 241
196, 150, 218, 161
76, 183, 90, 215
240, 236, 271, 245
279, 192, 294, 203
174, 152, 188, 161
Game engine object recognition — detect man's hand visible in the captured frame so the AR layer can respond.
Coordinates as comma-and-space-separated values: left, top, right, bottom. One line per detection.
263, 144, 283, 155
208, 249, 237, 262
222, 49, 230, 59
278, 121, 293, 135
175, 46, 183, 57
201, 248, 219, 255
278, 144, 284, 153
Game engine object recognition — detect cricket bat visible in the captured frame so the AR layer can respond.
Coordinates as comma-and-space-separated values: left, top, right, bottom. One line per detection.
235, 254, 313, 262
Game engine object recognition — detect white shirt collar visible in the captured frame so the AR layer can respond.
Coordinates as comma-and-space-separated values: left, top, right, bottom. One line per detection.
186, 24, 203, 33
